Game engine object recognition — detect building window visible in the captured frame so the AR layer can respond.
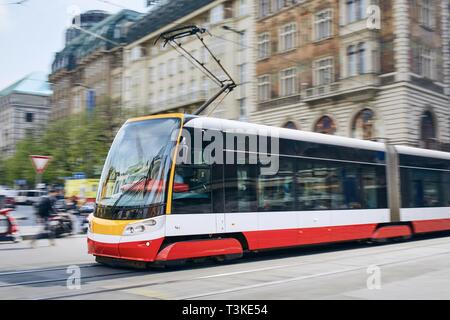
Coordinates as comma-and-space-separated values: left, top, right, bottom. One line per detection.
347, 43, 366, 76
314, 9, 332, 41
358, 43, 366, 74
167, 59, 175, 76
283, 121, 299, 130
279, 23, 296, 52
159, 89, 165, 103
238, 0, 249, 16
239, 98, 247, 120
210, 4, 225, 24
418, 46, 435, 79
420, 110, 436, 148
257, 33, 271, 59
190, 50, 197, 69
313, 57, 334, 85
25, 112, 33, 123
148, 67, 155, 83
273, 0, 285, 11
158, 63, 165, 79
178, 83, 185, 97
346, 0, 366, 24
238, 63, 247, 84
352, 108, 375, 140
280, 68, 297, 96
258, 0, 271, 18
257, 75, 271, 101
148, 93, 155, 107
314, 116, 336, 134
178, 56, 185, 73
419, 0, 435, 29
239, 32, 247, 51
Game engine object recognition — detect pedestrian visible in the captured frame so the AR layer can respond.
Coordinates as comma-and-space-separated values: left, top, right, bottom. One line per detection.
30, 189, 59, 248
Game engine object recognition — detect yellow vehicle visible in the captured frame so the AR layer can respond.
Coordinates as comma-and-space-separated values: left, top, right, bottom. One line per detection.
65, 179, 99, 203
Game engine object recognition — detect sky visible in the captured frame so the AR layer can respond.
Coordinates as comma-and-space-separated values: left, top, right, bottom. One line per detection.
0, 0, 148, 90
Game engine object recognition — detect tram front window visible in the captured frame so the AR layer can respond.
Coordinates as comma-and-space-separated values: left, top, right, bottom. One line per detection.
95, 118, 181, 220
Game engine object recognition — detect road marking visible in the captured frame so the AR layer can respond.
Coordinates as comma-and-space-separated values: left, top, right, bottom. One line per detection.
31, 236, 450, 300
176, 249, 450, 299
197, 264, 296, 279
178, 266, 364, 300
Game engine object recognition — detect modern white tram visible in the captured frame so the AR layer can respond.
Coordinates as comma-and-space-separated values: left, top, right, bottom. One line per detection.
88, 113, 450, 266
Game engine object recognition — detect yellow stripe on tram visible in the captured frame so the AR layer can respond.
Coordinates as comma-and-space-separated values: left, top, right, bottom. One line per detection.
92, 217, 139, 236
165, 114, 185, 215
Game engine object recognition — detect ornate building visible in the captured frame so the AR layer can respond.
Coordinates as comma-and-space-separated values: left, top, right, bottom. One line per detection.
122, 0, 256, 121
49, 9, 142, 120
250, 0, 450, 150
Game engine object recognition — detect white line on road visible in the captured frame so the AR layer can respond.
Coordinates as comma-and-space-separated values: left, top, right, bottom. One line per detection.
176, 249, 450, 300
178, 266, 364, 300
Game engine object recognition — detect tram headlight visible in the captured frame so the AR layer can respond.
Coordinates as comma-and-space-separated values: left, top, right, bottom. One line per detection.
123, 219, 157, 236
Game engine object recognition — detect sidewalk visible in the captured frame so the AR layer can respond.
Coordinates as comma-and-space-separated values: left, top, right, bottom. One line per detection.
18, 226, 41, 240
18, 226, 86, 241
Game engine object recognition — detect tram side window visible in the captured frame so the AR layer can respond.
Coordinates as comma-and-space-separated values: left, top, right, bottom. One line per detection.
171, 165, 212, 214
400, 167, 445, 208
296, 160, 347, 210
445, 172, 450, 207
224, 161, 258, 213
258, 157, 295, 211
295, 160, 387, 210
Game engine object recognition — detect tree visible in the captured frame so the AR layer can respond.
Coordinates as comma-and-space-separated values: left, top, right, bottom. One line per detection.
1, 98, 125, 187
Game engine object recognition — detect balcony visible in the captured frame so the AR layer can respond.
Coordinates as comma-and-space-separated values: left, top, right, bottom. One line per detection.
303, 74, 381, 104
258, 94, 302, 111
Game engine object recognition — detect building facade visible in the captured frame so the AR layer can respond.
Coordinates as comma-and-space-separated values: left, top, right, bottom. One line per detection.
65, 10, 110, 45
49, 9, 142, 120
0, 72, 52, 157
250, 0, 450, 150
123, 0, 256, 120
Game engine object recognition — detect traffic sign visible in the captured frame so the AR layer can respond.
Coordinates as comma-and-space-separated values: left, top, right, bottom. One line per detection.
30, 155, 52, 174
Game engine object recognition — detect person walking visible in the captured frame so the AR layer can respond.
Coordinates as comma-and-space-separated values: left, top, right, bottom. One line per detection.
30, 189, 59, 248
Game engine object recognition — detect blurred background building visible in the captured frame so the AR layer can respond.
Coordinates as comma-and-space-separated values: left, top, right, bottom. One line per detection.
122, 0, 256, 120
250, 0, 450, 150
47, 0, 450, 150
0, 72, 52, 157
49, 9, 143, 120
65, 10, 111, 45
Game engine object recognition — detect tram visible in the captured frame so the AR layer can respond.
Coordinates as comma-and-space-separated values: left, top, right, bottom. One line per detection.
88, 113, 450, 266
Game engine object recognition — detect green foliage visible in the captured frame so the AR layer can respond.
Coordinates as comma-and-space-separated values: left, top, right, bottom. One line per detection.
1, 101, 124, 188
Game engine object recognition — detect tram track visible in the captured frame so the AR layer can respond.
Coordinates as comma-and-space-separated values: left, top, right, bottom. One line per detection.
31, 235, 450, 300
0, 263, 99, 277
0, 264, 139, 289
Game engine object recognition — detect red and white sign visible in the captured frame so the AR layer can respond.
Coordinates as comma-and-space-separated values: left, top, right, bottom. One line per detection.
30, 155, 52, 174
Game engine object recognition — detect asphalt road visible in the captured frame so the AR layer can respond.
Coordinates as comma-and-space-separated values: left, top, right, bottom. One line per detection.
1, 232, 450, 300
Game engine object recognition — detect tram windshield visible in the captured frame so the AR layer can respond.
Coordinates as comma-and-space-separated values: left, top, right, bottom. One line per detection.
96, 117, 181, 215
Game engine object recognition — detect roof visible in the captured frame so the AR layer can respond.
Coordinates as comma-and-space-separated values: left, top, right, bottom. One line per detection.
52, 9, 143, 73
126, 0, 216, 44
184, 116, 450, 160
0, 72, 52, 97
